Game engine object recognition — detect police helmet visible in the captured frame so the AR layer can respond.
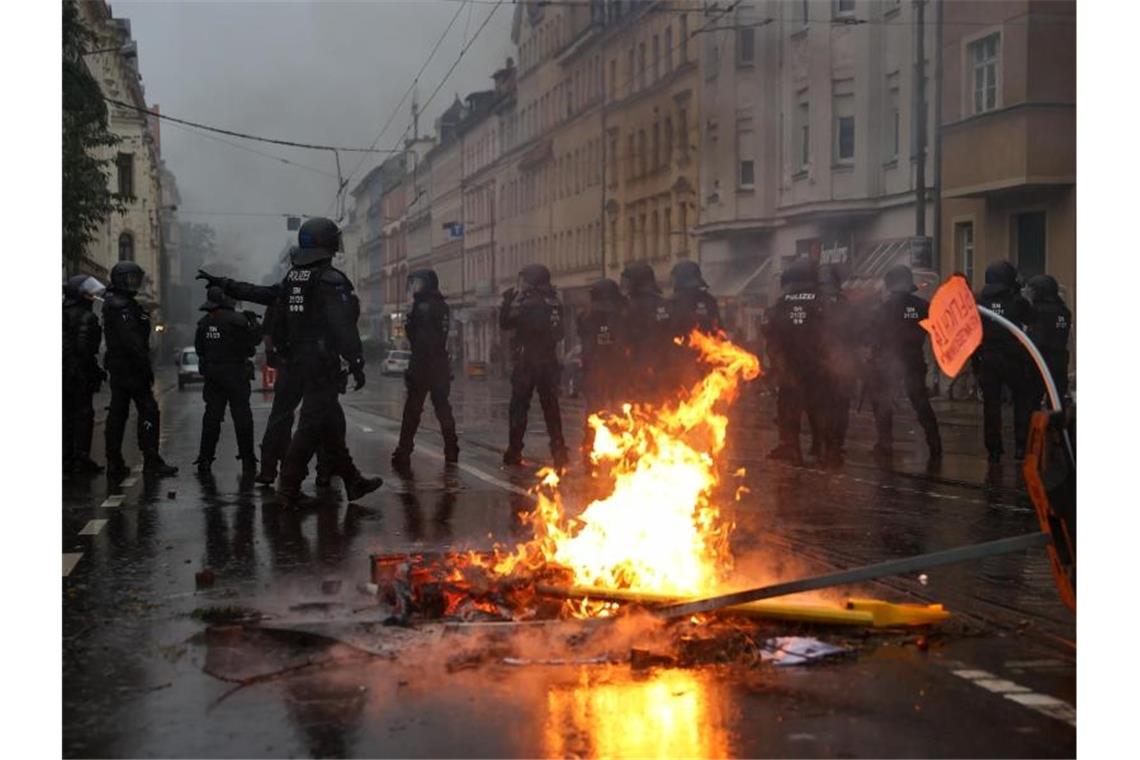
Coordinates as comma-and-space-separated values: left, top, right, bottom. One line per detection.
883, 264, 917, 294
199, 285, 234, 311
589, 277, 623, 304
518, 263, 552, 290
295, 217, 343, 265
779, 257, 814, 289
1026, 274, 1060, 302
407, 268, 440, 296
110, 261, 145, 294
670, 260, 708, 291
65, 274, 104, 302
984, 260, 1020, 289
620, 261, 660, 295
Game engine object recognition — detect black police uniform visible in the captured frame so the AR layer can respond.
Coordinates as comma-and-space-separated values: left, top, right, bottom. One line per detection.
577, 283, 628, 458
500, 285, 568, 467
868, 292, 942, 458
762, 277, 828, 463
274, 259, 372, 497
194, 296, 261, 469
668, 286, 721, 392
817, 286, 861, 462
975, 273, 1037, 460
625, 289, 674, 401
103, 287, 165, 475
1026, 283, 1072, 406
215, 277, 334, 485
394, 280, 459, 464
63, 284, 104, 471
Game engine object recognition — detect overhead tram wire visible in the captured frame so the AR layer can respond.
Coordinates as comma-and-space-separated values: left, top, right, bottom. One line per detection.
161, 118, 340, 180
337, 0, 472, 214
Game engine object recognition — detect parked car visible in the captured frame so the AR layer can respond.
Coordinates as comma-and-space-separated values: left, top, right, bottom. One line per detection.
380, 350, 412, 376
562, 345, 582, 398
176, 347, 203, 389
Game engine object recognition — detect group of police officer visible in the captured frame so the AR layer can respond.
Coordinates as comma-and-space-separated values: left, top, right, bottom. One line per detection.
64, 213, 1071, 503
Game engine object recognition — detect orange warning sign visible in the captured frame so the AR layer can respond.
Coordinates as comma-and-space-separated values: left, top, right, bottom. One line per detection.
920, 275, 983, 377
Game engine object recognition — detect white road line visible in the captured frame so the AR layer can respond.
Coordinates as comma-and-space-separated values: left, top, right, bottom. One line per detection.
360, 426, 374, 433
132, 465, 144, 474
63, 553, 83, 577
120, 477, 137, 488
100, 495, 124, 509
79, 519, 107, 536
951, 667, 1075, 727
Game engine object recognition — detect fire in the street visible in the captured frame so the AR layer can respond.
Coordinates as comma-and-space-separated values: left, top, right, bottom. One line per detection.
475, 331, 761, 607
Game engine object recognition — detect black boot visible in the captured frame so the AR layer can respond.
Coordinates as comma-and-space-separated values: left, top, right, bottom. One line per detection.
444, 443, 459, 464
240, 455, 258, 476
145, 455, 179, 477
767, 444, 803, 466
344, 473, 383, 502
106, 459, 131, 482
502, 448, 523, 466
195, 457, 213, 475
391, 449, 412, 471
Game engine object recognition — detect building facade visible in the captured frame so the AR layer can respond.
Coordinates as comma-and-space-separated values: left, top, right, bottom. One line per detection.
938, 0, 1075, 314
694, 0, 936, 340
76, 1, 167, 320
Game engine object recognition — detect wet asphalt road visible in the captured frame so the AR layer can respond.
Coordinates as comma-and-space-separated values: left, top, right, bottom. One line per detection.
62, 368, 1075, 758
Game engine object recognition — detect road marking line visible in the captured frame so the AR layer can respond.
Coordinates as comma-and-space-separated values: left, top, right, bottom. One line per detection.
121, 477, 137, 488
950, 668, 1075, 727
100, 495, 124, 509
79, 519, 107, 536
1005, 659, 1066, 669
360, 426, 374, 433
132, 465, 144, 474
974, 679, 1032, 694
63, 553, 83, 577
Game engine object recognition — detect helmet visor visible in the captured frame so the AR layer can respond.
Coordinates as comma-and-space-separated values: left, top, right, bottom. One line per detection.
79, 277, 106, 299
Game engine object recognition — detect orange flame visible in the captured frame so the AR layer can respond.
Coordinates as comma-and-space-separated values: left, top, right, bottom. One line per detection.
478, 331, 761, 604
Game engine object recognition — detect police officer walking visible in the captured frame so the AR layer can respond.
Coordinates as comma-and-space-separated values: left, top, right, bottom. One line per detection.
500, 264, 569, 468
271, 218, 383, 505
868, 265, 942, 465
974, 260, 1036, 463
576, 277, 627, 462
63, 275, 107, 474
1025, 274, 1072, 407
103, 262, 177, 479
762, 258, 827, 466
198, 248, 335, 488
621, 261, 673, 402
391, 268, 459, 470
816, 263, 860, 466
193, 286, 263, 474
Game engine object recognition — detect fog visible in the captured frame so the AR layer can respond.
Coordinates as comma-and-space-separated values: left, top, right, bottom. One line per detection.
116, 0, 515, 275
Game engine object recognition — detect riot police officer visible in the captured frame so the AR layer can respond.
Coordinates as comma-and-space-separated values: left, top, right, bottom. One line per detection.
193, 286, 262, 474
103, 262, 177, 479
668, 260, 721, 393
762, 257, 827, 466
621, 261, 673, 402
198, 249, 335, 488
975, 260, 1037, 463
1025, 274, 1072, 407
271, 217, 383, 505
499, 264, 568, 468
391, 268, 459, 470
868, 265, 942, 464
576, 277, 628, 462
63, 275, 106, 474
815, 263, 860, 466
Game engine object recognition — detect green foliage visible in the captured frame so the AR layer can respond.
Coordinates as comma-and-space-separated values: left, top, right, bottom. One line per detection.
62, 0, 123, 272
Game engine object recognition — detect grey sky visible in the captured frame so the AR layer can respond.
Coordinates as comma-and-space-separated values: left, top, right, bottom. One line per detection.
114, 0, 515, 273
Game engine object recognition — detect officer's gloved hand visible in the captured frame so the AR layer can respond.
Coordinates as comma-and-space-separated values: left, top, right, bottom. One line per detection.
502, 287, 517, 304
196, 269, 225, 288
351, 364, 366, 391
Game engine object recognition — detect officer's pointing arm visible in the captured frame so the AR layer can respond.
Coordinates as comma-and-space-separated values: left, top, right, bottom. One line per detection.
224, 279, 281, 307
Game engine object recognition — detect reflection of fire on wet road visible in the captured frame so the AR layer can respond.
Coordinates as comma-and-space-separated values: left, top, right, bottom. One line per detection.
543, 667, 731, 759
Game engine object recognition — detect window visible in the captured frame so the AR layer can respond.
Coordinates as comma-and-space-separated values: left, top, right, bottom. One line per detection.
833, 80, 854, 164
609, 131, 619, 187
652, 122, 660, 171
627, 48, 635, 96
627, 133, 636, 180
835, 115, 855, 163
663, 118, 673, 167
638, 129, 647, 177
663, 207, 673, 257
737, 27, 755, 66
651, 211, 660, 259
679, 14, 688, 62
970, 33, 1000, 114
1013, 212, 1046, 278
737, 128, 755, 187
678, 108, 690, 160
638, 42, 646, 89
627, 215, 636, 263
795, 93, 810, 170
118, 231, 135, 262
885, 72, 900, 160
116, 152, 134, 197
653, 35, 660, 81
639, 213, 648, 259
955, 222, 975, 285
665, 26, 673, 72
609, 58, 617, 100
834, 0, 856, 18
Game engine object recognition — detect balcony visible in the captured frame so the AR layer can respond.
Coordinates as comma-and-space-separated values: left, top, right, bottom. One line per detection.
941, 102, 1074, 199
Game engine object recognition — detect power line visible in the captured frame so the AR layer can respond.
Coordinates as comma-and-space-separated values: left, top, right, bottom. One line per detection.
102, 96, 399, 154
161, 118, 340, 180
339, 1, 472, 204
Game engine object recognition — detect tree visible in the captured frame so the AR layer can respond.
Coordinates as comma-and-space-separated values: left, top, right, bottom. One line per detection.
62, 0, 123, 274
